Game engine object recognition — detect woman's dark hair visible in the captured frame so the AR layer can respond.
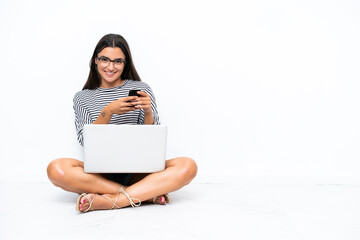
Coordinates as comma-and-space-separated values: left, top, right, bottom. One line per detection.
83, 34, 141, 90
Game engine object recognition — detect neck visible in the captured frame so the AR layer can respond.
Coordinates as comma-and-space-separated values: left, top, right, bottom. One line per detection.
100, 79, 124, 88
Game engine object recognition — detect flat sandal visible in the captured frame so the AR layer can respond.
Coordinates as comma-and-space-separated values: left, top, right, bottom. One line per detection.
76, 187, 141, 213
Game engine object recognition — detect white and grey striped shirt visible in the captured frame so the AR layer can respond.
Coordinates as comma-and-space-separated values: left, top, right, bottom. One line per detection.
73, 79, 160, 146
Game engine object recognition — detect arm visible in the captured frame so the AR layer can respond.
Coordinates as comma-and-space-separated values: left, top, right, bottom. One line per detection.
135, 87, 160, 125
73, 94, 92, 146
93, 104, 113, 124
144, 109, 154, 125
93, 96, 139, 124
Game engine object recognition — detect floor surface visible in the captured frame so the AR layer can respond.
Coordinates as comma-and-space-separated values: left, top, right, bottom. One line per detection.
1, 181, 359, 240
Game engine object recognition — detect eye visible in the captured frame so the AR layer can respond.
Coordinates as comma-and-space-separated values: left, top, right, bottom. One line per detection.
99, 57, 109, 63
114, 58, 124, 64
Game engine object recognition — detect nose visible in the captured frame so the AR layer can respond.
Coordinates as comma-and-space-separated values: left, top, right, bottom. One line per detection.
107, 62, 115, 70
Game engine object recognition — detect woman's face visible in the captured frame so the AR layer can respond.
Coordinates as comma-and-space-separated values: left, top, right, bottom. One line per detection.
95, 47, 126, 88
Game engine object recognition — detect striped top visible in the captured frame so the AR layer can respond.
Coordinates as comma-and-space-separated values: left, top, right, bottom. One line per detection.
73, 79, 160, 146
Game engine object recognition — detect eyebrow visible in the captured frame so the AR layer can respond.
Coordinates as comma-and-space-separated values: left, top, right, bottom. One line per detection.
98, 56, 125, 60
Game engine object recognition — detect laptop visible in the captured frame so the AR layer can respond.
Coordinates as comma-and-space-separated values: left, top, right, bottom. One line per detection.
83, 124, 167, 173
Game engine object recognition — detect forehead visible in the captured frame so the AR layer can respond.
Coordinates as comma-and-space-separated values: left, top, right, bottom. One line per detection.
98, 47, 125, 58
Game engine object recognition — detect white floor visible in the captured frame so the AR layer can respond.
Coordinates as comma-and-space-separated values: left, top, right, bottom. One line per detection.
1, 181, 359, 240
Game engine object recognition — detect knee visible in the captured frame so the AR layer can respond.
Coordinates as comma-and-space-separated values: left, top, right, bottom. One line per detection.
46, 158, 67, 186
177, 157, 198, 184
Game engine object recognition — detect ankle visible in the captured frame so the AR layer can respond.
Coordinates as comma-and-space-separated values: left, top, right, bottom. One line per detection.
118, 186, 141, 207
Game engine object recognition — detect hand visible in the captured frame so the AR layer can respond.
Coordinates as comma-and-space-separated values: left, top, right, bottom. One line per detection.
132, 91, 152, 114
107, 96, 138, 115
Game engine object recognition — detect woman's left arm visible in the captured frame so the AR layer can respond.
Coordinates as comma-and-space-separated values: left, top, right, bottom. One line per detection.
133, 91, 155, 124
144, 110, 154, 125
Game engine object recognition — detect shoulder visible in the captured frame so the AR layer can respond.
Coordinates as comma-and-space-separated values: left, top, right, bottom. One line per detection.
126, 79, 152, 89
126, 80, 155, 96
73, 89, 95, 105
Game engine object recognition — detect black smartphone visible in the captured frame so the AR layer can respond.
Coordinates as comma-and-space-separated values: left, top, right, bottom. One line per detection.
128, 89, 141, 97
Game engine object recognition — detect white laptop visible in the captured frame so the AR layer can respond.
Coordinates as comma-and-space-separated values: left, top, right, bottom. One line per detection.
83, 124, 167, 173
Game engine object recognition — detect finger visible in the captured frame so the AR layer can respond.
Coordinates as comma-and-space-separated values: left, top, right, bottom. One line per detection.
132, 100, 151, 106
121, 107, 136, 112
122, 96, 138, 102
134, 103, 150, 107
135, 104, 151, 109
139, 97, 151, 102
123, 101, 137, 108
137, 91, 149, 97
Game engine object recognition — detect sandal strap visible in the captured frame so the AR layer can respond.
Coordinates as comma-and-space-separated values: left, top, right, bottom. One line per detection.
78, 187, 141, 212
118, 187, 141, 207
101, 194, 121, 210
82, 193, 98, 212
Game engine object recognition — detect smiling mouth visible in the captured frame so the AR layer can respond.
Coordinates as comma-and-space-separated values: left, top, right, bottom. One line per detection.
105, 71, 116, 77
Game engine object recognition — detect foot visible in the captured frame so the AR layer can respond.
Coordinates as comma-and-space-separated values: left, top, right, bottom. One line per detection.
78, 192, 125, 212
150, 195, 167, 205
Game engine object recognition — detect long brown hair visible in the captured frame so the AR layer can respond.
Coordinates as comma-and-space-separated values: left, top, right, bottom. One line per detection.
83, 34, 141, 90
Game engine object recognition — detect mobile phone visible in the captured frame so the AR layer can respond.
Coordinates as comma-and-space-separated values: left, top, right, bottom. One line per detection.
128, 89, 141, 97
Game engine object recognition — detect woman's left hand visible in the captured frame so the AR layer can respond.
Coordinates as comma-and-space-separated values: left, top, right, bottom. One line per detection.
133, 91, 152, 114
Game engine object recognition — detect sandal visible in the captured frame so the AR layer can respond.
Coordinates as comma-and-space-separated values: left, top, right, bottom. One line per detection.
76, 193, 95, 212
152, 193, 171, 205
76, 187, 141, 213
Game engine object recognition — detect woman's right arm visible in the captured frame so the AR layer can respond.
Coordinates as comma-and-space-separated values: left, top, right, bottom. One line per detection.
93, 104, 113, 124
73, 94, 92, 146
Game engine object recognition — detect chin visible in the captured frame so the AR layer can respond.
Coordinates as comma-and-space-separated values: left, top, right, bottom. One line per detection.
102, 75, 121, 82
102, 78, 122, 86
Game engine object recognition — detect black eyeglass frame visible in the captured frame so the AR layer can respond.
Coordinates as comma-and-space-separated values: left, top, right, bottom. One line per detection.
97, 56, 126, 65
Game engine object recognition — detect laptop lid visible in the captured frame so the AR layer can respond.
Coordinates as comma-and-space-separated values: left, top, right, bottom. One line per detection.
83, 124, 167, 173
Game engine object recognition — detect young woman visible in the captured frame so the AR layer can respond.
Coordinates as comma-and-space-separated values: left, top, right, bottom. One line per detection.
47, 33, 197, 213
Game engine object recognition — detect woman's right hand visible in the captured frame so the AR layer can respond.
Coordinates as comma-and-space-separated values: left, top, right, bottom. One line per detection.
107, 96, 139, 115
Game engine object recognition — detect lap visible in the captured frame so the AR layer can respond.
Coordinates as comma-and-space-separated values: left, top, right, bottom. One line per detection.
48, 156, 196, 185
101, 173, 133, 186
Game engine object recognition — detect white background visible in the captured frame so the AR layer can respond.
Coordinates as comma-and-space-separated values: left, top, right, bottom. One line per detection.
0, 0, 359, 182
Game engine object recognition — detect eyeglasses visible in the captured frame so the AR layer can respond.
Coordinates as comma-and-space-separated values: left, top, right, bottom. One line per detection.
97, 56, 126, 66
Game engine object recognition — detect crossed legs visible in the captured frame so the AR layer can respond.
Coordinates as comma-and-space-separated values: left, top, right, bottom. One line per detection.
47, 157, 197, 212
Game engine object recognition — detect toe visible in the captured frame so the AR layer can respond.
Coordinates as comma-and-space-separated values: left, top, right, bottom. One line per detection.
155, 195, 166, 205
79, 195, 91, 212
82, 202, 90, 212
